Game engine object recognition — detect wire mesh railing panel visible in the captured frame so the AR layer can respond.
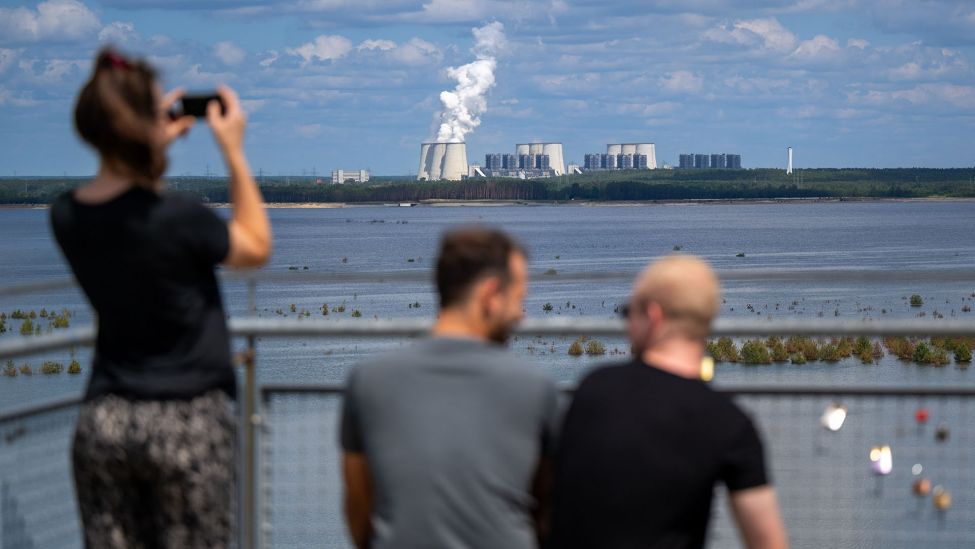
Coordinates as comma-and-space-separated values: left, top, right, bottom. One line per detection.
260, 392, 350, 549
0, 404, 82, 549
260, 388, 975, 549
708, 392, 974, 549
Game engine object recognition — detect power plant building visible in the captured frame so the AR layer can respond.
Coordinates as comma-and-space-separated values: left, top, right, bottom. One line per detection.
582, 143, 657, 172
331, 169, 369, 184
680, 153, 742, 169
417, 139, 668, 181
473, 143, 564, 179
516, 143, 565, 176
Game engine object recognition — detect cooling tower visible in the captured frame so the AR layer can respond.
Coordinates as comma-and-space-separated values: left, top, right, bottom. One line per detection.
418, 143, 431, 179
608, 143, 657, 169
418, 142, 469, 181
516, 143, 565, 175
635, 143, 657, 169
541, 143, 565, 176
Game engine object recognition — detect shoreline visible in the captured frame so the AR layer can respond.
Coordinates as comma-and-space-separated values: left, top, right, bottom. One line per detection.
4, 196, 975, 210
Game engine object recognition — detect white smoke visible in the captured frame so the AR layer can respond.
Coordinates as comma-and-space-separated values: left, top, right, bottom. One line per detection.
434, 21, 506, 143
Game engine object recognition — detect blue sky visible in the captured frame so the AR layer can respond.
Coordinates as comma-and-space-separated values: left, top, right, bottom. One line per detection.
1, 0, 974, 176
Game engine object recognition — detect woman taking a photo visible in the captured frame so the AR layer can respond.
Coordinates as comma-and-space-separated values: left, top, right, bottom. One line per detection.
50, 48, 271, 547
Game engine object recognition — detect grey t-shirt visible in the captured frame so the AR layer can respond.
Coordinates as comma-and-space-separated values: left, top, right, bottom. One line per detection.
341, 337, 561, 549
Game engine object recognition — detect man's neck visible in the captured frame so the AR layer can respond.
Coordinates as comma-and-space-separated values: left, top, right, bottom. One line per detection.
641, 339, 705, 380
432, 308, 488, 342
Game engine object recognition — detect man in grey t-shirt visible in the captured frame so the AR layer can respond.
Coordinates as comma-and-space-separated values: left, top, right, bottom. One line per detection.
341, 227, 560, 549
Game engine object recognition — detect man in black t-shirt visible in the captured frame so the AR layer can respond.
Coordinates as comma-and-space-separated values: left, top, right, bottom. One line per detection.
551, 256, 788, 549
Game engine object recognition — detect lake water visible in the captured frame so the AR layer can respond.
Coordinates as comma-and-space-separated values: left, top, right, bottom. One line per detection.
3, 200, 974, 410
2, 200, 974, 548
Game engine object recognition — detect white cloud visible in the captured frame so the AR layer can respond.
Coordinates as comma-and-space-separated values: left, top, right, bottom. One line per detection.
356, 37, 442, 65
559, 99, 588, 110
240, 99, 267, 114
847, 38, 870, 49
358, 39, 396, 52
854, 83, 975, 109
98, 21, 138, 45
0, 0, 100, 43
294, 123, 322, 138
703, 17, 797, 54
548, 0, 569, 25
724, 75, 791, 94
18, 57, 85, 83
887, 62, 924, 81
147, 54, 185, 74
790, 35, 842, 63
0, 87, 39, 107
618, 101, 681, 117
259, 50, 279, 68
0, 49, 18, 74
149, 35, 171, 48
403, 0, 494, 23
660, 71, 704, 94
182, 64, 236, 87
286, 35, 353, 65
882, 44, 969, 81
391, 38, 442, 65
781, 0, 859, 12
215, 41, 246, 66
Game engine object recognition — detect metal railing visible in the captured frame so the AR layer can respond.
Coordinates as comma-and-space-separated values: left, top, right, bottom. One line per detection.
258, 384, 975, 549
2, 271, 975, 548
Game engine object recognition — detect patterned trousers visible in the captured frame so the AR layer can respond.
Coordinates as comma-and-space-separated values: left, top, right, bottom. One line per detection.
72, 390, 237, 549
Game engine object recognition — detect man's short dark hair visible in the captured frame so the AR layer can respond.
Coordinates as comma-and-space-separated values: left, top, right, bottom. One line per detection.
436, 227, 525, 309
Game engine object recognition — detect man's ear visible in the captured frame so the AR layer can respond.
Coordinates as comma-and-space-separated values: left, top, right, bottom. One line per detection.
473, 276, 502, 315
646, 301, 665, 328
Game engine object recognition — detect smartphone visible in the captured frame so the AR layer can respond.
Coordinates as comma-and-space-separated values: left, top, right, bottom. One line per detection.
172, 93, 226, 118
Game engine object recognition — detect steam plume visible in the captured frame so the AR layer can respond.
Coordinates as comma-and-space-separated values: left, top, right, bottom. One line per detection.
434, 22, 505, 143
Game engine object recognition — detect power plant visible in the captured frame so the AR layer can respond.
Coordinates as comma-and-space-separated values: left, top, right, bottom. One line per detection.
583, 143, 657, 171
472, 143, 565, 179
678, 153, 742, 169
515, 143, 565, 176
418, 142, 469, 181
417, 141, 665, 180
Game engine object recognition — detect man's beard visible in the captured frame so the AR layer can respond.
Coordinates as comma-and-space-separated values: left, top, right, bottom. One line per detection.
487, 319, 515, 344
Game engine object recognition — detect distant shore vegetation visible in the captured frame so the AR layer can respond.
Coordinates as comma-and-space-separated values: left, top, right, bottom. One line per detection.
3, 168, 975, 204
707, 336, 973, 367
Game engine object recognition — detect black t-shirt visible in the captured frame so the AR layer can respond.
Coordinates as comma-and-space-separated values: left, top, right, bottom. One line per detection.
550, 360, 767, 549
50, 187, 235, 401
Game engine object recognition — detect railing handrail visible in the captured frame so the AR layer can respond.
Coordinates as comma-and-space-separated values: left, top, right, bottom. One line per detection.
0, 394, 81, 425
0, 277, 79, 297
257, 383, 975, 398
3, 317, 975, 361
5, 267, 975, 297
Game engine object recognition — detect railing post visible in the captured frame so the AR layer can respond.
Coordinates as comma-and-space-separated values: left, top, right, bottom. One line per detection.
243, 276, 259, 549
242, 337, 257, 549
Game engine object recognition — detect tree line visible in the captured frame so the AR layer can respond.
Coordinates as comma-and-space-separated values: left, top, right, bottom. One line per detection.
2, 168, 975, 204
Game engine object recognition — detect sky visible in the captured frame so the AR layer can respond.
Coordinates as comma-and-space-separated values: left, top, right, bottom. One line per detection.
1, 0, 974, 176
